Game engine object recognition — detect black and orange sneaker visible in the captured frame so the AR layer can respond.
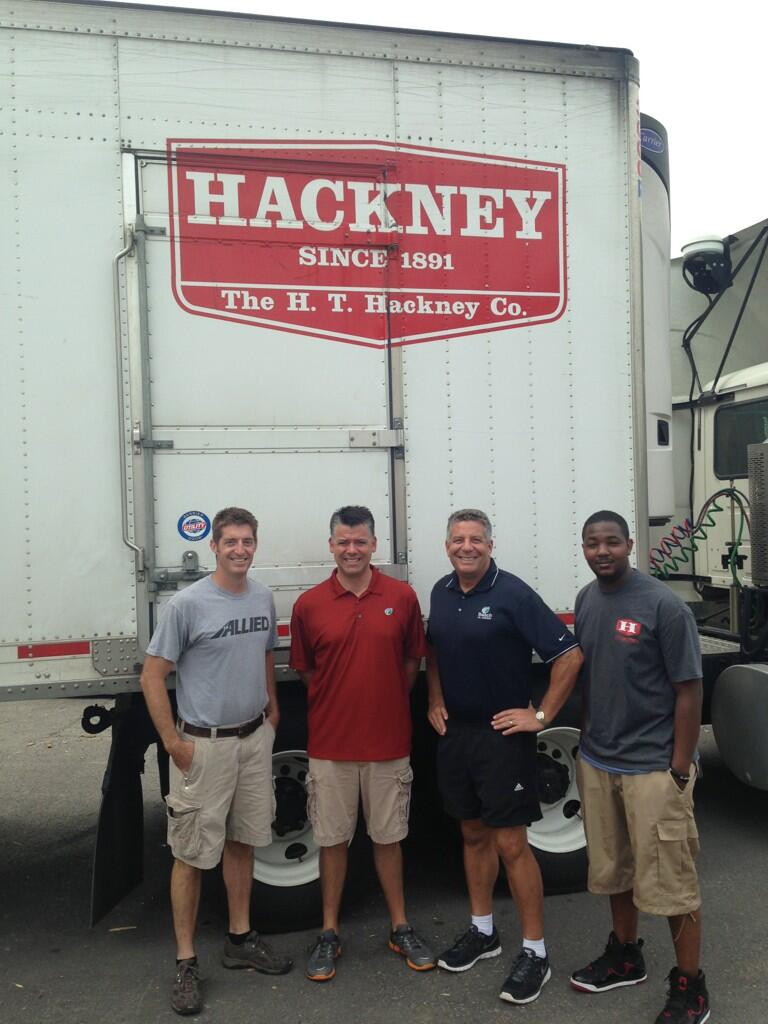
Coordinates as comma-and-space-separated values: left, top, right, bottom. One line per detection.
655, 968, 710, 1024
389, 924, 437, 971
306, 929, 341, 982
570, 931, 647, 993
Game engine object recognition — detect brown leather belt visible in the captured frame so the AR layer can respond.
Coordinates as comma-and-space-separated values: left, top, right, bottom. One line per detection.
178, 712, 264, 739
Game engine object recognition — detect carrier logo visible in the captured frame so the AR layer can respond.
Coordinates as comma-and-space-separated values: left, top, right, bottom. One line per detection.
212, 616, 270, 639
168, 140, 567, 348
384, 608, 394, 616
615, 618, 642, 638
477, 606, 493, 620
177, 510, 211, 541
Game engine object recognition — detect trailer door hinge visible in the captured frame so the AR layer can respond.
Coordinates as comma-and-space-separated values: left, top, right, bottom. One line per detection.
348, 428, 404, 449
133, 214, 167, 237
132, 422, 173, 453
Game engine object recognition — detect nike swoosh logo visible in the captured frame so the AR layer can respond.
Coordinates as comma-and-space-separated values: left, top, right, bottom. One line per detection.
558, 633, 567, 641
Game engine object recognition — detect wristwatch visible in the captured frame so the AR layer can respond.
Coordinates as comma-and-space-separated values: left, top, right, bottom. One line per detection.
535, 709, 548, 728
669, 767, 691, 783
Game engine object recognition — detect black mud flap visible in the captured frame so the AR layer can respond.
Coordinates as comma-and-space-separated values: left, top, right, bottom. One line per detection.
90, 693, 163, 925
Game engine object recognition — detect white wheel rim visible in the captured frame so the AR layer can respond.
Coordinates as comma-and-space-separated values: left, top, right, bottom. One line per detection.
252, 749, 320, 887
527, 726, 585, 855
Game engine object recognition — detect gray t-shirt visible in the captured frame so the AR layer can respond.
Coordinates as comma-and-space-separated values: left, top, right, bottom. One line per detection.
575, 570, 702, 773
146, 575, 277, 728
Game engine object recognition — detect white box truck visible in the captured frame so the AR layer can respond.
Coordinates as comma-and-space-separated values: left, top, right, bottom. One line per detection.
1, 0, 684, 925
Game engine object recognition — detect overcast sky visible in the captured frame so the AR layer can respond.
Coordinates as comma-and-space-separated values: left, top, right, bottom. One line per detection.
109, 0, 763, 253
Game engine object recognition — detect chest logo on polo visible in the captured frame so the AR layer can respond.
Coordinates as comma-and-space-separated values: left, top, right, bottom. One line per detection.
212, 616, 270, 639
615, 618, 641, 639
384, 608, 394, 616
477, 606, 493, 621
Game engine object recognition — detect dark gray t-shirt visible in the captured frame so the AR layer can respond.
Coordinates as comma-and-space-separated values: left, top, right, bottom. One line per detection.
575, 570, 702, 773
146, 575, 277, 728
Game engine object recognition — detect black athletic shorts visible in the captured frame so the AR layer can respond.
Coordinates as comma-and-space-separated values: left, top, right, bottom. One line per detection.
436, 719, 542, 828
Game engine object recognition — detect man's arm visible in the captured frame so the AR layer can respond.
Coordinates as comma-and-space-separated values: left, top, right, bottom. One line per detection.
140, 654, 195, 773
493, 645, 583, 735
426, 650, 448, 735
264, 650, 279, 729
670, 678, 703, 785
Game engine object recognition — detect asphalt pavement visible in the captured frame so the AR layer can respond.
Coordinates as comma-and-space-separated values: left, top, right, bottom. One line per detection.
1, 700, 765, 1023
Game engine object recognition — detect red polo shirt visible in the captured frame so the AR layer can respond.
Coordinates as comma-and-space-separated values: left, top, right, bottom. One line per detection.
289, 567, 427, 760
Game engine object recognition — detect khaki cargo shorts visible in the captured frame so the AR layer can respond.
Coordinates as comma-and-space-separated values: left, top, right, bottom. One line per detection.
576, 756, 701, 916
166, 720, 275, 869
307, 756, 413, 846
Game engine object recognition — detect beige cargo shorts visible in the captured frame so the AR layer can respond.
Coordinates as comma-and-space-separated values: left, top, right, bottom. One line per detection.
166, 719, 276, 869
306, 756, 413, 846
576, 756, 701, 916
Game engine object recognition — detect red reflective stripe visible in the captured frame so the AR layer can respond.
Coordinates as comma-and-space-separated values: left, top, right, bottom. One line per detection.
277, 623, 291, 638
558, 612, 575, 625
17, 641, 91, 659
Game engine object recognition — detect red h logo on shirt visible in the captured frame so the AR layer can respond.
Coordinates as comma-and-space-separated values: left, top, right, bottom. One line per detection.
615, 618, 642, 637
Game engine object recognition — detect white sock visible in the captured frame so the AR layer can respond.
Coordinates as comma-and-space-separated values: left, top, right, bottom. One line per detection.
471, 914, 494, 937
523, 937, 547, 959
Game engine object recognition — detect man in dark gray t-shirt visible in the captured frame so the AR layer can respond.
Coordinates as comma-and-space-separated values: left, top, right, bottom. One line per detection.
141, 507, 292, 1016
576, 569, 702, 773
569, 511, 710, 1024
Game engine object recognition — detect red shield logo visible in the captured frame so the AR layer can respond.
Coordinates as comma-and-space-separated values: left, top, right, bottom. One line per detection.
168, 140, 566, 348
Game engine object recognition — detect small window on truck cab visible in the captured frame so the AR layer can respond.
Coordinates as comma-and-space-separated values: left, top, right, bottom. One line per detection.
714, 397, 768, 478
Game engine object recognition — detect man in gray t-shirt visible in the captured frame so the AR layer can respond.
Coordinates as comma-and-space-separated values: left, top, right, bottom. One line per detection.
569, 511, 710, 1024
141, 507, 292, 1017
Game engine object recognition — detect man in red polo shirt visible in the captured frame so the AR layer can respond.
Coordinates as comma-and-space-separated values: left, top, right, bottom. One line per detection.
290, 505, 436, 982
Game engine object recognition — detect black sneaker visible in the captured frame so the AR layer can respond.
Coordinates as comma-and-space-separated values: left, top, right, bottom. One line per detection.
655, 968, 710, 1024
388, 924, 437, 971
306, 929, 341, 982
570, 931, 647, 993
221, 930, 293, 974
499, 948, 551, 1004
171, 958, 202, 1016
437, 925, 501, 972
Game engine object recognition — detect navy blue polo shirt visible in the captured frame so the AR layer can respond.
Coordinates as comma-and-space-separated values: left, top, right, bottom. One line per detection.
426, 560, 579, 721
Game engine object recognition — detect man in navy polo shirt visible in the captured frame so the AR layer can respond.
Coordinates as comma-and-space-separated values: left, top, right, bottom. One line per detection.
427, 508, 582, 1005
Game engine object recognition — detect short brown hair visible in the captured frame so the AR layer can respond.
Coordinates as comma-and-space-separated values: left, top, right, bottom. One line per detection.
212, 507, 258, 543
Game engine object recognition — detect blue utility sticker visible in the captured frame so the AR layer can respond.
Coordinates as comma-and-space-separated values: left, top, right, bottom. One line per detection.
641, 128, 665, 154
178, 510, 211, 541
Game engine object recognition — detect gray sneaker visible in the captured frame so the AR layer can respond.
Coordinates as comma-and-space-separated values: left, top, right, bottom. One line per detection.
222, 931, 293, 974
171, 958, 202, 1016
306, 929, 342, 982
389, 924, 437, 971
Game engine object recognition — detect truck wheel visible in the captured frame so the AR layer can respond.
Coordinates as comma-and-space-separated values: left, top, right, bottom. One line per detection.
251, 746, 322, 933
527, 726, 588, 894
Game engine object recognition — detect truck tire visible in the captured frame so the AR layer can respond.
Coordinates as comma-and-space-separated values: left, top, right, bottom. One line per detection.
527, 725, 588, 894
711, 663, 768, 790
251, 745, 322, 932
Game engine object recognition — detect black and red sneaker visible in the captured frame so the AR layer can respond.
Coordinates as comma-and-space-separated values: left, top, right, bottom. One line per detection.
655, 968, 710, 1024
570, 931, 647, 993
